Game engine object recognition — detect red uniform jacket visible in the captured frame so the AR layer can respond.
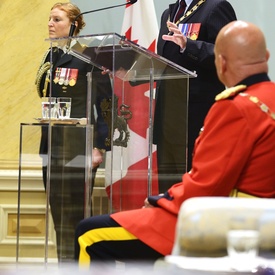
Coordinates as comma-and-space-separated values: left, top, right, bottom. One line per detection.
111, 76, 275, 256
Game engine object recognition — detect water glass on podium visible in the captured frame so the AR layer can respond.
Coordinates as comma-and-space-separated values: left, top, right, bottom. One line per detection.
57, 97, 71, 119
41, 97, 57, 119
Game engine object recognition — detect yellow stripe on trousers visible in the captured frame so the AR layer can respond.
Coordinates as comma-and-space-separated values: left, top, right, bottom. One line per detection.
78, 227, 138, 266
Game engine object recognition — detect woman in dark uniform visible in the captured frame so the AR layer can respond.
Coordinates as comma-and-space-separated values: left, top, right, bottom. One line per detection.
35, 2, 111, 262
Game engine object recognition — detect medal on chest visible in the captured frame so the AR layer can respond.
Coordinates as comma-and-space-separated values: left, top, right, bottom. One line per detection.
69, 69, 78, 86
54, 67, 79, 87
178, 23, 201, 40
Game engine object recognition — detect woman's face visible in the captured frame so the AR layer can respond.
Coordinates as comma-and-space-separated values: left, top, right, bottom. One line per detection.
48, 8, 71, 39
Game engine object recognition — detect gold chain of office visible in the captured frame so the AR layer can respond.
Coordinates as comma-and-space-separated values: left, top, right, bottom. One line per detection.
169, 0, 207, 25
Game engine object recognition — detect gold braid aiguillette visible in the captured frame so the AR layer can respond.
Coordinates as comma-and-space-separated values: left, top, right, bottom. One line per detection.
35, 49, 51, 97
35, 62, 51, 97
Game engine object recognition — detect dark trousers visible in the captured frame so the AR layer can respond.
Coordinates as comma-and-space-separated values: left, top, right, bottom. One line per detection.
156, 139, 187, 193
187, 100, 214, 170
41, 125, 96, 262
156, 100, 214, 193
75, 214, 163, 266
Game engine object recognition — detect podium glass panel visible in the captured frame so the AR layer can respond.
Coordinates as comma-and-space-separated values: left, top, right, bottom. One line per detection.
45, 32, 196, 213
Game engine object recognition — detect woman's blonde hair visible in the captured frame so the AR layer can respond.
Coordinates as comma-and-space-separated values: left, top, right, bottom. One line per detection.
51, 2, 86, 35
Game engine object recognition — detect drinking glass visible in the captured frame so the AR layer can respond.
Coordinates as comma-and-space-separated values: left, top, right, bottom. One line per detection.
41, 97, 57, 119
227, 215, 260, 271
57, 97, 71, 119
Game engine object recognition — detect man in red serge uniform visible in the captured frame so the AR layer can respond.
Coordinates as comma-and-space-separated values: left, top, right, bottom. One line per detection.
75, 21, 275, 266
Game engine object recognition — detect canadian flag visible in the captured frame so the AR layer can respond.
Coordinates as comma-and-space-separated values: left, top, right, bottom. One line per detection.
105, 0, 159, 211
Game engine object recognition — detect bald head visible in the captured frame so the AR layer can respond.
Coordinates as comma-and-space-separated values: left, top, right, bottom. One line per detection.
214, 21, 269, 87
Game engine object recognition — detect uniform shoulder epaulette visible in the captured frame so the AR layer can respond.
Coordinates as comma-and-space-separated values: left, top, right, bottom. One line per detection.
215, 85, 247, 101
71, 42, 87, 52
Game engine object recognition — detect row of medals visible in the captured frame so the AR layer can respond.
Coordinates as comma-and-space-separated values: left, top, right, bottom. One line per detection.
54, 67, 78, 86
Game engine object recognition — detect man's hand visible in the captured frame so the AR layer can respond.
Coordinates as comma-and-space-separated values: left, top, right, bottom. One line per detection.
143, 193, 164, 208
162, 20, 187, 50
92, 148, 104, 168
143, 198, 155, 209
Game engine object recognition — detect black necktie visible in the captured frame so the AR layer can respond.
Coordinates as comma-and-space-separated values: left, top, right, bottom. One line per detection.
175, 0, 186, 22
52, 48, 64, 67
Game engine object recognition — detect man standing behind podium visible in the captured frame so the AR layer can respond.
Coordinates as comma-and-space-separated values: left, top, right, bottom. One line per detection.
35, 2, 110, 262
154, 0, 237, 192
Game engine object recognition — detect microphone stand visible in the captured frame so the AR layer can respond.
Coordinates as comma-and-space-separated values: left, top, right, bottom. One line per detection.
66, 0, 138, 49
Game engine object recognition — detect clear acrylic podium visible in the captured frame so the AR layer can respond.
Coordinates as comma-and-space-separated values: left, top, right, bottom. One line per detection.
17, 33, 196, 263
64, 32, 196, 211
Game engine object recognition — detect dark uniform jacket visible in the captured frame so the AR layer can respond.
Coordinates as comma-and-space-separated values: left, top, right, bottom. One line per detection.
154, 0, 237, 165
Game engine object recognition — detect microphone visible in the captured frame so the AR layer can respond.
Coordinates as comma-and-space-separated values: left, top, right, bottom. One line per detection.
66, 0, 138, 49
